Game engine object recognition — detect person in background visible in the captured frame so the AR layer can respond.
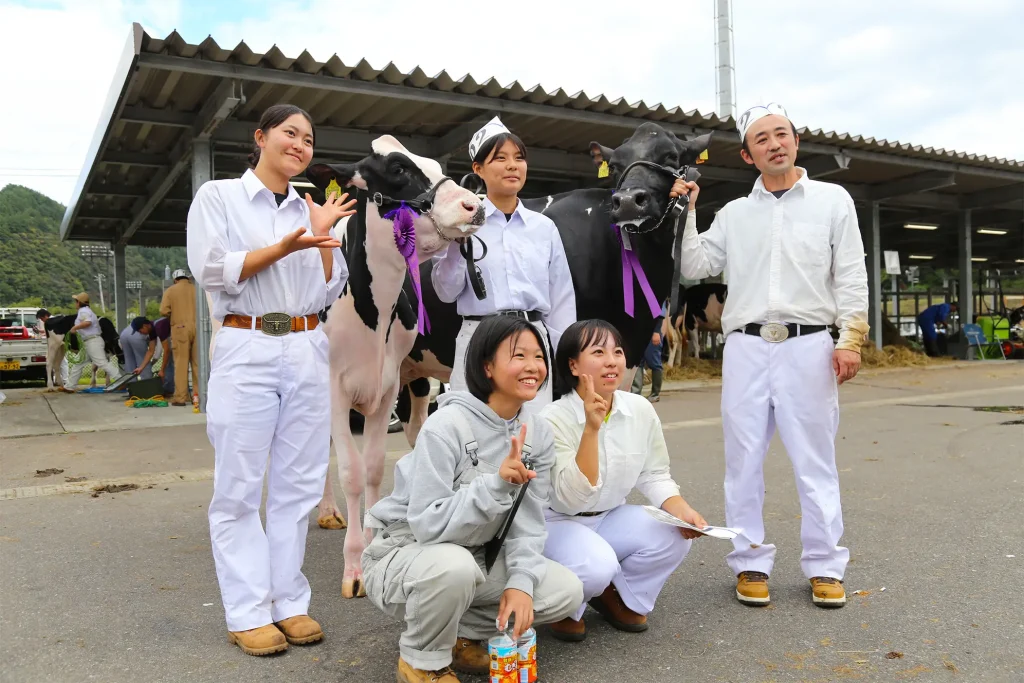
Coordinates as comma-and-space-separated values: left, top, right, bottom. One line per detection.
65, 292, 121, 392
153, 316, 174, 396
119, 317, 157, 379
917, 301, 957, 357
631, 301, 668, 402
160, 269, 199, 406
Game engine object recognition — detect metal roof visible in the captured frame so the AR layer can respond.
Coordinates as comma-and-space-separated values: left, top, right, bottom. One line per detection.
61, 24, 1023, 268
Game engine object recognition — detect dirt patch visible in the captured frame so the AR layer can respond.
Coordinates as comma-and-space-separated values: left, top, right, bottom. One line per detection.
34, 468, 64, 477
90, 483, 139, 497
64, 476, 87, 482
974, 405, 1024, 414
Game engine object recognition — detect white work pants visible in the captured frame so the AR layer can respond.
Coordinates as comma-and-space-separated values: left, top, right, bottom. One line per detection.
721, 330, 848, 579
449, 318, 553, 408
206, 325, 332, 631
543, 505, 691, 621
66, 336, 120, 389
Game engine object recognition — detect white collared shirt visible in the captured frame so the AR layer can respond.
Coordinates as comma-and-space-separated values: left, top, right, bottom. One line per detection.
679, 169, 869, 350
431, 197, 576, 351
186, 169, 347, 321
74, 306, 100, 339
540, 389, 680, 516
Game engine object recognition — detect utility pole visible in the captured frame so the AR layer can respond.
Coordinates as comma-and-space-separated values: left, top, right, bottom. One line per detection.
94, 274, 106, 312
714, 0, 737, 121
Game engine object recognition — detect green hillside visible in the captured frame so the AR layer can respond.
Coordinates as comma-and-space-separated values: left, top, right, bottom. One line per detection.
0, 184, 188, 313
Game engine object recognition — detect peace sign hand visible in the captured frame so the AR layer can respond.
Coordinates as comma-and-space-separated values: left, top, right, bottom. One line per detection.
306, 192, 357, 236
580, 374, 609, 432
499, 424, 536, 485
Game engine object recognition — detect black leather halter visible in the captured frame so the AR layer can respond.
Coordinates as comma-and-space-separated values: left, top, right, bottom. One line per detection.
613, 160, 697, 235
369, 176, 457, 243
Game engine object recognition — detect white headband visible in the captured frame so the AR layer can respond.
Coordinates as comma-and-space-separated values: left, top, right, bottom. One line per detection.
736, 102, 791, 143
468, 116, 511, 160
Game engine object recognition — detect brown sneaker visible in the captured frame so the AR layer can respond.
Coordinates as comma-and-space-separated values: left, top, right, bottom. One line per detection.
550, 616, 587, 642
451, 637, 488, 675
588, 585, 648, 632
227, 624, 288, 656
397, 657, 460, 683
274, 615, 323, 645
736, 571, 771, 606
810, 577, 846, 608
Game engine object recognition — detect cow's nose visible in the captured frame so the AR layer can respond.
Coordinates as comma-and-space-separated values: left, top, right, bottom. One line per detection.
461, 199, 478, 213
611, 188, 650, 220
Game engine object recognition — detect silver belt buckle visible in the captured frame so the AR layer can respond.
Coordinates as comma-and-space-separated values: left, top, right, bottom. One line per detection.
760, 322, 789, 343
261, 312, 292, 336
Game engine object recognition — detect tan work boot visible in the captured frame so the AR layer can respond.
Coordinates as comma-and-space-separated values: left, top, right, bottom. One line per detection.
550, 616, 587, 642
397, 657, 460, 683
589, 585, 648, 632
736, 571, 771, 606
274, 615, 324, 645
227, 624, 288, 656
810, 577, 847, 608
451, 637, 488, 675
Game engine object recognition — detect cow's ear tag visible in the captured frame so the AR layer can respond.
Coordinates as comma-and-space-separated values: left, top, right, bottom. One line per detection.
597, 161, 610, 179
325, 178, 342, 201
697, 150, 709, 165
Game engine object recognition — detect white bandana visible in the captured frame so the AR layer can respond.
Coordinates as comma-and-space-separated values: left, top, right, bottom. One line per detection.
736, 102, 791, 143
468, 116, 511, 160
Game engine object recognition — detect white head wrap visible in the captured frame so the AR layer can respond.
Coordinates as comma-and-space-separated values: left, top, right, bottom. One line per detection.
468, 116, 512, 161
736, 102, 791, 143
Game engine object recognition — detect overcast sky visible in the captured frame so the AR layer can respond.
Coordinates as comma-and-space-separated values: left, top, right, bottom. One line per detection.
1, 0, 1020, 204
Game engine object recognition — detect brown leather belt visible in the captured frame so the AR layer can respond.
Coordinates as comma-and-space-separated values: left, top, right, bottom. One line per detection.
222, 313, 319, 336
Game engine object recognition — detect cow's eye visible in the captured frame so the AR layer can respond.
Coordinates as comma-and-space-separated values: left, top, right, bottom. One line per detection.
392, 164, 406, 176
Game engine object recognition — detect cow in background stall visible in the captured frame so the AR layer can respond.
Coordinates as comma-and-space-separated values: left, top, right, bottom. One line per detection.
666, 283, 728, 364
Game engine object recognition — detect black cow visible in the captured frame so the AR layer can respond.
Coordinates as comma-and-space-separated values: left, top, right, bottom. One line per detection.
667, 283, 728, 363
399, 123, 711, 436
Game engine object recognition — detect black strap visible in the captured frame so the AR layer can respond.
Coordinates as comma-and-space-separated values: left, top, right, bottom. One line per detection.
742, 323, 828, 338
465, 310, 542, 322
460, 235, 489, 301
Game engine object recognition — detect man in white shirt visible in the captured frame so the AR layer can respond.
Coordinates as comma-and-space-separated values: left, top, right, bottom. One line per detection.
65, 292, 121, 391
672, 103, 869, 609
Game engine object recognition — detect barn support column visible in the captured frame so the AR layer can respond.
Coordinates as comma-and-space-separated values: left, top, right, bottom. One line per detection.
958, 209, 974, 359
861, 202, 883, 349
113, 243, 127, 332
192, 138, 213, 412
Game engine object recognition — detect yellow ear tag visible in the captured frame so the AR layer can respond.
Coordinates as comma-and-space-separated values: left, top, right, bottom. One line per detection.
325, 178, 342, 201
597, 160, 610, 178
696, 149, 709, 165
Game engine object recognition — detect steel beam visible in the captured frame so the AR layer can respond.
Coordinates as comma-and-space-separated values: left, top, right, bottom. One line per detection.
803, 151, 851, 178
113, 244, 127, 331
427, 113, 496, 158
958, 209, 973, 358
869, 171, 956, 201
120, 105, 194, 128
862, 202, 883, 349
102, 150, 167, 167
119, 80, 243, 245
193, 139, 213, 413
960, 182, 1024, 209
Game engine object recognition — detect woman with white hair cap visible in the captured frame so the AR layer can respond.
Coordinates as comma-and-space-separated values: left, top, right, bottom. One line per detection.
64, 292, 121, 391
431, 116, 576, 408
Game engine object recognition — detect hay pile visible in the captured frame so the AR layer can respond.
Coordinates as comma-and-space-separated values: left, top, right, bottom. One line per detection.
859, 342, 946, 368
663, 357, 723, 382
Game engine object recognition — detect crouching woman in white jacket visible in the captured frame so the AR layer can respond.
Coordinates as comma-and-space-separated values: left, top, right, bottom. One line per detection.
540, 319, 707, 641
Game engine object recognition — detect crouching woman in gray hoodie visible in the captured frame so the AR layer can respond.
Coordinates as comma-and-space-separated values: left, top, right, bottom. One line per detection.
362, 314, 584, 683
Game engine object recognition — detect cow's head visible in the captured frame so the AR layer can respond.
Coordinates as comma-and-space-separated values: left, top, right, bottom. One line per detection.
307, 135, 485, 257
591, 123, 711, 231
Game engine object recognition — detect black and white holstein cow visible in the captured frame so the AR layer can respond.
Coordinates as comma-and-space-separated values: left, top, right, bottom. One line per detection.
398, 123, 711, 442
42, 314, 78, 391
667, 283, 728, 364
305, 136, 485, 598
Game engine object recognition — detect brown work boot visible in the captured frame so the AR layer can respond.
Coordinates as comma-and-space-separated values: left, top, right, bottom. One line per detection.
588, 585, 648, 632
451, 637, 488, 675
736, 571, 771, 606
227, 624, 288, 656
550, 616, 587, 642
274, 615, 323, 645
397, 657, 460, 683
810, 577, 847, 608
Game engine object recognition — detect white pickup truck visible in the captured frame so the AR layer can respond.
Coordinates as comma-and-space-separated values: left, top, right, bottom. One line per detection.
0, 308, 49, 381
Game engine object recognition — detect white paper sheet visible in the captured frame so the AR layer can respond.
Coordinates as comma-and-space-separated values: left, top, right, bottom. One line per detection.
642, 506, 743, 540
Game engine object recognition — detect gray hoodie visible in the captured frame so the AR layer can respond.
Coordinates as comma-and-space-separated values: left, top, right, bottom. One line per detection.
366, 391, 555, 598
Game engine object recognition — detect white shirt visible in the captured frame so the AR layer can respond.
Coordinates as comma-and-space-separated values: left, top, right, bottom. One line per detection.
540, 390, 680, 516
431, 197, 576, 351
680, 169, 869, 351
186, 169, 347, 321
74, 306, 101, 339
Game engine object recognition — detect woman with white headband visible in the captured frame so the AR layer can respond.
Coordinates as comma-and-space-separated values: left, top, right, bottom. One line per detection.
431, 116, 576, 408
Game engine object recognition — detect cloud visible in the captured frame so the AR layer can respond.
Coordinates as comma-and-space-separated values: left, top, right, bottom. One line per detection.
0, 0, 1021, 206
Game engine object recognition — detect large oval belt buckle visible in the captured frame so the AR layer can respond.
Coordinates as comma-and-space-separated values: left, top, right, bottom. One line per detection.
261, 312, 292, 337
759, 322, 789, 343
